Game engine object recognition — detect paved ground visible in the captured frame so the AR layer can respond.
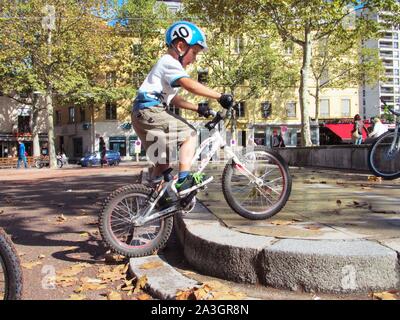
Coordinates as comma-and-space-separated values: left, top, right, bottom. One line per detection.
1, 163, 399, 299
199, 165, 400, 244
0, 164, 147, 300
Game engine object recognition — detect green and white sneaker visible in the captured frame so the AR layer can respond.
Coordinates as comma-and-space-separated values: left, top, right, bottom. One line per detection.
175, 173, 213, 196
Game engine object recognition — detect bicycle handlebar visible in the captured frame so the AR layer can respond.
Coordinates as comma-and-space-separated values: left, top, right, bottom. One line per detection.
205, 102, 239, 131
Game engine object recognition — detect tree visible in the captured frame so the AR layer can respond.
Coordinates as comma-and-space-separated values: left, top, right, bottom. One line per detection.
192, 0, 399, 146
310, 28, 384, 123
183, 0, 298, 140
0, 0, 112, 167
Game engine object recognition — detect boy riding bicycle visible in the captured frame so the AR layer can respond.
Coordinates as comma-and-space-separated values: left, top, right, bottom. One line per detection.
131, 21, 233, 196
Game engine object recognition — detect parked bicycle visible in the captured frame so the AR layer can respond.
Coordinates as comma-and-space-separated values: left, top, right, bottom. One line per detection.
34, 154, 65, 169
0, 228, 23, 300
368, 99, 400, 180
99, 103, 292, 258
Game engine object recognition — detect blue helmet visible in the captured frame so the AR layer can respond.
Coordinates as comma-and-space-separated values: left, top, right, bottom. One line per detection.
165, 21, 208, 50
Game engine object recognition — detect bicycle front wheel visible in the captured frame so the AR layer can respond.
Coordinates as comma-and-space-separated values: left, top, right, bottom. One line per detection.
0, 228, 23, 300
222, 146, 292, 220
368, 131, 400, 180
99, 184, 174, 257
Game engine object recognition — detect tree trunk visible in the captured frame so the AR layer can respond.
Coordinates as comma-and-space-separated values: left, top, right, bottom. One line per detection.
31, 94, 41, 157
315, 85, 320, 124
45, 87, 57, 168
299, 27, 313, 146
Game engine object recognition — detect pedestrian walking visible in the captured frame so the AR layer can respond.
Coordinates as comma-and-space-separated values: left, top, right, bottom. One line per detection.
17, 140, 28, 169
351, 114, 368, 145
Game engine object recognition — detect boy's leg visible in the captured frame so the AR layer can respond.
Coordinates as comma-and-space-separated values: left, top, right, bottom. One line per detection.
178, 134, 197, 172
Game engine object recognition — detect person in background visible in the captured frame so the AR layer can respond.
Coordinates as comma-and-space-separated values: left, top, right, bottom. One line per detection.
17, 140, 28, 169
271, 130, 285, 148
366, 117, 388, 143
351, 114, 368, 145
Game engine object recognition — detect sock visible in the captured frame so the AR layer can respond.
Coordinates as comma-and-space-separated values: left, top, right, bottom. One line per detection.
178, 171, 190, 183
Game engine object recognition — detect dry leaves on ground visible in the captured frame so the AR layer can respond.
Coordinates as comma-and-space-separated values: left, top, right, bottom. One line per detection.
368, 176, 382, 183
134, 275, 148, 294
21, 260, 43, 270
56, 214, 67, 223
372, 291, 399, 300
304, 224, 323, 231
176, 281, 246, 300
269, 220, 294, 226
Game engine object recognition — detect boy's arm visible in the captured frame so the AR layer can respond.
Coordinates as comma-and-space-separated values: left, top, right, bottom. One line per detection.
170, 95, 198, 112
177, 77, 221, 100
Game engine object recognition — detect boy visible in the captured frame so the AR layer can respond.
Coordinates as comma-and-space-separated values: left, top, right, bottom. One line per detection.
131, 21, 233, 196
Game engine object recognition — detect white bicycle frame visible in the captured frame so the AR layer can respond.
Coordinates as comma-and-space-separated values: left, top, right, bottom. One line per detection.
135, 123, 264, 226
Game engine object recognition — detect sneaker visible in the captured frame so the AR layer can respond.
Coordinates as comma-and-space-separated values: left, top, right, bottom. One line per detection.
175, 173, 213, 196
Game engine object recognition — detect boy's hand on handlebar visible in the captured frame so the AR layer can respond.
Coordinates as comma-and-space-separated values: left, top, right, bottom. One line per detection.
197, 103, 213, 118
218, 93, 234, 109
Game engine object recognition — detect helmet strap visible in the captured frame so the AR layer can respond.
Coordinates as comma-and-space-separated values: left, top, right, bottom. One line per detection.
171, 43, 190, 66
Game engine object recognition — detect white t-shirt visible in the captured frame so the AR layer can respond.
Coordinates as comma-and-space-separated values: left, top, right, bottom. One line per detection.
369, 121, 388, 138
137, 54, 189, 106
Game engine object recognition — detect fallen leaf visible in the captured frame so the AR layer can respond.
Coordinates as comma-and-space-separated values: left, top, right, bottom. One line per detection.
270, 220, 293, 226
0, 210, 4, 215
68, 293, 86, 300
372, 291, 398, 300
139, 261, 163, 270
57, 214, 67, 223
134, 275, 148, 293
368, 176, 382, 182
336, 200, 342, 206
38, 254, 46, 259
107, 291, 122, 300
80, 232, 90, 238
136, 293, 152, 300
104, 252, 125, 264
305, 224, 322, 231
22, 260, 42, 270
74, 282, 107, 293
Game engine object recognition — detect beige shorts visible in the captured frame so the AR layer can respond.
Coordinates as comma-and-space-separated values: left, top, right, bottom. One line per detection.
131, 106, 196, 164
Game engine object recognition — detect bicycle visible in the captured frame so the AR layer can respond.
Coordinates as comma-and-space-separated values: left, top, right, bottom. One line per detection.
0, 228, 23, 300
368, 99, 400, 180
99, 103, 292, 258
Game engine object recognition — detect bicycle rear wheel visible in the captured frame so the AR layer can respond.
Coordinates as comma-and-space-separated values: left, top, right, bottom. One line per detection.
0, 228, 23, 300
99, 184, 174, 257
222, 146, 292, 220
368, 131, 400, 180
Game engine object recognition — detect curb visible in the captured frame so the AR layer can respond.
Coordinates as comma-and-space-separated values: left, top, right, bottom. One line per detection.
175, 202, 400, 294
129, 255, 200, 300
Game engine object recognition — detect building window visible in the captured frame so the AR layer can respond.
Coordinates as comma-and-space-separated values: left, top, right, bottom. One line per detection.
261, 101, 272, 118
18, 116, 31, 133
320, 99, 330, 117
80, 107, 86, 122
106, 102, 117, 120
68, 107, 75, 123
286, 102, 296, 118
236, 101, 246, 118
55, 111, 61, 125
197, 69, 208, 84
341, 99, 351, 117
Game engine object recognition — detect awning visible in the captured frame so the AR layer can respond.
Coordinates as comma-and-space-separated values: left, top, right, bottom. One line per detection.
324, 123, 371, 141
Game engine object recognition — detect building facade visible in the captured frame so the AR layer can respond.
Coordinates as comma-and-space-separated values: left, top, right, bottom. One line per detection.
360, 7, 400, 119
0, 95, 48, 158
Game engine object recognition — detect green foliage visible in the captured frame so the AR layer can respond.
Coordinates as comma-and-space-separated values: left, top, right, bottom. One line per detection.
0, 0, 115, 105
